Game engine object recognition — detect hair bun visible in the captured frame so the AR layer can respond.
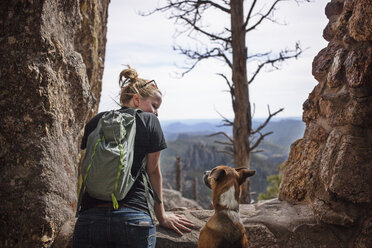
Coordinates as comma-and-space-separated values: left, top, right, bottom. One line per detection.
122, 68, 138, 80
119, 66, 138, 87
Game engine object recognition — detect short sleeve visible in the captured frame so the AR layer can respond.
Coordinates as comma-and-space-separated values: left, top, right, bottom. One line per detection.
145, 113, 167, 153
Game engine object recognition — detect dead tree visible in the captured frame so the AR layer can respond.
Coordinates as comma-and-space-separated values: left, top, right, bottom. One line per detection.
146, 0, 306, 203
175, 156, 182, 193
193, 177, 198, 202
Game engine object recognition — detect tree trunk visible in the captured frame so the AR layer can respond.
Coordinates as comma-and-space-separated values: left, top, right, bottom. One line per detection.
193, 177, 198, 202
230, 0, 252, 204
176, 156, 182, 193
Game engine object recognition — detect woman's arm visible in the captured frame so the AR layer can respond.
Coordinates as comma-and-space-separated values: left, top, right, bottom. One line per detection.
146, 151, 194, 235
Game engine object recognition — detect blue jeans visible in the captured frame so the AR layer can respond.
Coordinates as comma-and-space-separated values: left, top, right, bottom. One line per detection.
73, 207, 156, 248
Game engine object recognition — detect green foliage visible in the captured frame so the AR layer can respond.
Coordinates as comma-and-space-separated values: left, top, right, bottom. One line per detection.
258, 173, 283, 200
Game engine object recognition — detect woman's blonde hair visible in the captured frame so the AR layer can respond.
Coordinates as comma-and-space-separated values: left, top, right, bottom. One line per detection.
118, 66, 162, 106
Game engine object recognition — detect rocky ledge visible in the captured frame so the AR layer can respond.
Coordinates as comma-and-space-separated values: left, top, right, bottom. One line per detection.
155, 199, 369, 248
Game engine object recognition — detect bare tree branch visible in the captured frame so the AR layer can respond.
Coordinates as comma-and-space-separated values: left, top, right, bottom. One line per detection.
244, 0, 258, 28
142, 1, 199, 19
143, 0, 230, 38
247, 51, 272, 60
217, 73, 235, 112
217, 149, 234, 156
215, 109, 234, 127
217, 73, 233, 89
198, 0, 230, 13
207, 132, 233, 143
175, 46, 231, 76
179, 15, 231, 43
248, 42, 302, 84
251, 103, 256, 118
251, 149, 264, 153
249, 131, 273, 152
245, 0, 283, 32
260, 13, 287, 26
252, 105, 284, 135
248, 105, 284, 152
214, 140, 233, 146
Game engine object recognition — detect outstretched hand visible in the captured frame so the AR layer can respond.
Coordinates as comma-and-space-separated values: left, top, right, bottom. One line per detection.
158, 213, 194, 236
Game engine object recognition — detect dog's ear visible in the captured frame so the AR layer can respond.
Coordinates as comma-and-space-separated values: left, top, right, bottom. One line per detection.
236, 168, 256, 185
210, 168, 227, 182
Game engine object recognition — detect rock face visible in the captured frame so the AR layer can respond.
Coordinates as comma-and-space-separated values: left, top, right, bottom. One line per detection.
279, 0, 372, 245
0, 1, 109, 247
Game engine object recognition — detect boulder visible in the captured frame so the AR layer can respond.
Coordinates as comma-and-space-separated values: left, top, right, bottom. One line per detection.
162, 189, 203, 211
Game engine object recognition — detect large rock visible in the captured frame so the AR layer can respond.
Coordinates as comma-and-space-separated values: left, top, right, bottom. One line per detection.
162, 189, 202, 211
278, 0, 371, 246
156, 199, 367, 248
0, 1, 109, 247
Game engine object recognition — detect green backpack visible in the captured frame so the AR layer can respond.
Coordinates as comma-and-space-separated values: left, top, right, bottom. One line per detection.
76, 108, 157, 219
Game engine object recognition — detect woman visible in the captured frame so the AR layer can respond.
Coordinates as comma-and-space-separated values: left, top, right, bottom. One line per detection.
73, 66, 194, 248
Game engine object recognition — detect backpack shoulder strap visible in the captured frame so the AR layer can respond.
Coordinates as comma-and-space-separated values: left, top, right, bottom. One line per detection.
139, 157, 162, 222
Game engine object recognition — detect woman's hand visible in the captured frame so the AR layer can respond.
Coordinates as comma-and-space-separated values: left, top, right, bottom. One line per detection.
158, 213, 194, 236
146, 152, 194, 235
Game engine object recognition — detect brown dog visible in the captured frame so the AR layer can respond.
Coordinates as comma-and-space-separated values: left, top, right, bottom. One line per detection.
198, 165, 255, 248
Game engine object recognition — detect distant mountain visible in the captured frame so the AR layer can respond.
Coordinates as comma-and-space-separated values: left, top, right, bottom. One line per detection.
161, 117, 305, 153
255, 118, 305, 153
162, 120, 231, 140
159, 117, 305, 208
160, 135, 288, 208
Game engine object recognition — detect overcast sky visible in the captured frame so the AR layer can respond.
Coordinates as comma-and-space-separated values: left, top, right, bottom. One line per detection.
99, 0, 329, 121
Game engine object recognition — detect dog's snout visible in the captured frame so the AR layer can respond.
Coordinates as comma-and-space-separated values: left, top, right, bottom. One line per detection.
203, 170, 212, 189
